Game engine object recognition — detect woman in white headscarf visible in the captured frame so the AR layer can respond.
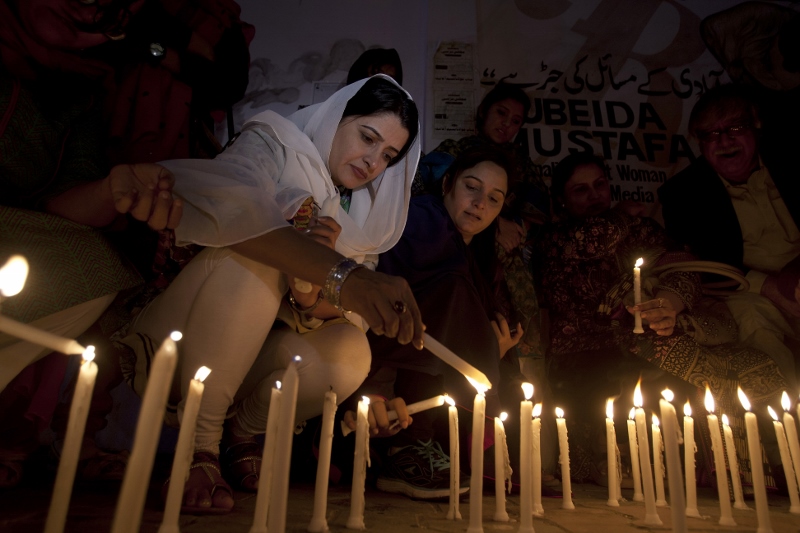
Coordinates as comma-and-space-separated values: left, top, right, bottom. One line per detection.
127, 75, 422, 513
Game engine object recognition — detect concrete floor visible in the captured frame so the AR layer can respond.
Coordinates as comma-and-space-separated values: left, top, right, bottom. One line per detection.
3, 463, 800, 533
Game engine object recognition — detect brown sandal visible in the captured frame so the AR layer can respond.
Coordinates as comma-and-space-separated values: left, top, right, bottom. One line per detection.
222, 439, 262, 492
162, 451, 234, 515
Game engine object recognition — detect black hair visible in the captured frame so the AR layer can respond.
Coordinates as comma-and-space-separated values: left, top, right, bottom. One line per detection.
347, 48, 404, 85
687, 83, 761, 138
342, 76, 419, 167
475, 83, 531, 136
551, 152, 607, 208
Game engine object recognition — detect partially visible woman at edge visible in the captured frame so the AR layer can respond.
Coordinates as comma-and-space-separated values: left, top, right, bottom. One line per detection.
125, 75, 423, 514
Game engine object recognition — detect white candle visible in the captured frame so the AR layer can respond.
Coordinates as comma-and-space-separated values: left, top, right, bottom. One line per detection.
467, 380, 487, 533
308, 389, 337, 533
341, 394, 448, 437
158, 366, 211, 533
493, 412, 511, 521
627, 408, 644, 502
739, 388, 773, 533
347, 395, 370, 530
555, 407, 574, 510
422, 334, 492, 391
651, 414, 667, 507
269, 357, 301, 533
605, 399, 619, 506
44, 347, 98, 533
531, 403, 543, 515
634, 382, 662, 525
518, 384, 534, 532
704, 387, 736, 526
769, 405, 800, 513
682, 402, 701, 517
633, 258, 644, 334
111, 332, 180, 533
721, 414, 748, 510
250, 382, 282, 533
446, 396, 462, 520
659, 390, 687, 533
781, 392, 800, 500
0, 314, 85, 355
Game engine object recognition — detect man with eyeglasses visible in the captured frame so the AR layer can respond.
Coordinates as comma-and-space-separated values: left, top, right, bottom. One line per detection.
658, 83, 800, 384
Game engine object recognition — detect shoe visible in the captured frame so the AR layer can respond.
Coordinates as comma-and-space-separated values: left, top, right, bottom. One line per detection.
376, 439, 468, 500
162, 451, 234, 515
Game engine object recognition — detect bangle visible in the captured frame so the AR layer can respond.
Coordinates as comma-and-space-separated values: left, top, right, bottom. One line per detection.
323, 258, 364, 311
288, 290, 324, 314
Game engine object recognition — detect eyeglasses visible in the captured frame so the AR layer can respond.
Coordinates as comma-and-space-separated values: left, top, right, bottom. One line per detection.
696, 124, 753, 143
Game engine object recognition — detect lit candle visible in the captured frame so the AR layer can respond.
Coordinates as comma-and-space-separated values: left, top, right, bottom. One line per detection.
704, 387, 736, 526
111, 332, 180, 533
739, 388, 773, 532
682, 402, 701, 518
633, 258, 644, 334
781, 391, 800, 501
531, 403, 543, 515
518, 384, 534, 532
555, 407, 574, 510
308, 388, 337, 533
651, 414, 667, 507
44, 347, 98, 533
269, 356, 301, 533
0, 315, 85, 355
605, 399, 619, 507
446, 395, 462, 520
423, 334, 492, 391
768, 405, 800, 513
467, 378, 487, 533
250, 381, 282, 533
634, 381, 662, 525
659, 389, 687, 533
158, 366, 211, 533
627, 407, 644, 502
342, 394, 447, 436
493, 412, 511, 521
721, 414, 748, 510
347, 395, 370, 530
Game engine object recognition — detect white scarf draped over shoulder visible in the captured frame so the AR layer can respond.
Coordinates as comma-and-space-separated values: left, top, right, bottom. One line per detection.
161, 74, 421, 265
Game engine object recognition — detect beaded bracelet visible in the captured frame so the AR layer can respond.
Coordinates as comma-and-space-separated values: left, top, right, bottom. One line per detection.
287, 290, 324, 315
323, 258, 364, 311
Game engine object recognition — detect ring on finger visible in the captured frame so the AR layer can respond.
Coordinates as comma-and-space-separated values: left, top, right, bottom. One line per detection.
658, 298, 664, 308
393, 301, 407, 314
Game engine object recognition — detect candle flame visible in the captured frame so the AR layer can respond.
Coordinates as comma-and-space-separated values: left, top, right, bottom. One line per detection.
635, 258, 643, 268
444, 395, 455, 407
782, 391, 791, 411
532, 403, 542, 418
170, 331, 183, 341
704, 386, 715, 413
661, 389, 674, 402
606, 398, 614, 419
722, 414, 730, 426
521, 382, 534, 400
499, 412, 508, 422
738, 387, 751, 411
194, 366, 211, 382
362, 396, 371, 405
0, 255, 28, 297
555, 407, 564, 418
768, 406, 779, 421
629, 407, 636, 420
633, 380, 643, 408
652, 414, 660, 426
293, 355, 302, 363
276, 381, 282, 390
684, 401, 692, 417
466, 376, 488, 395
82, 345, 96, 364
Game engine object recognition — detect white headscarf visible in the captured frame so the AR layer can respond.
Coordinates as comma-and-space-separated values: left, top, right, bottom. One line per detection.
166, 74, 420, 264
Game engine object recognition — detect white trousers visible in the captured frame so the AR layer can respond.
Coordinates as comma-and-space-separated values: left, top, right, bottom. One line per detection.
132, 247, 370, 453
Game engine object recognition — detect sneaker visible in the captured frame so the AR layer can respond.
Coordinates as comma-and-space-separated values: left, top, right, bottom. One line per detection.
376, 439, 469, 499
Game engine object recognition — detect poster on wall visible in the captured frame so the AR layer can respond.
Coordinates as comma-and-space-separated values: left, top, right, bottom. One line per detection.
476, 0, 799, 217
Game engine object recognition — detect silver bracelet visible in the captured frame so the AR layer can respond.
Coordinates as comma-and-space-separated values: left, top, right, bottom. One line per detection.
323, 258, 363, 311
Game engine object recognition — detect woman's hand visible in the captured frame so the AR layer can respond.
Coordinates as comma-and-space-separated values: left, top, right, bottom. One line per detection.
491, 312, 523, 357
343, 396, 413, 437
289, 217, 342, 310
339, 268, 425, 349
109, 164, 183, 230
627, 291, 684, 336
305, 216, 341, 250
495, 217, 525, 253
